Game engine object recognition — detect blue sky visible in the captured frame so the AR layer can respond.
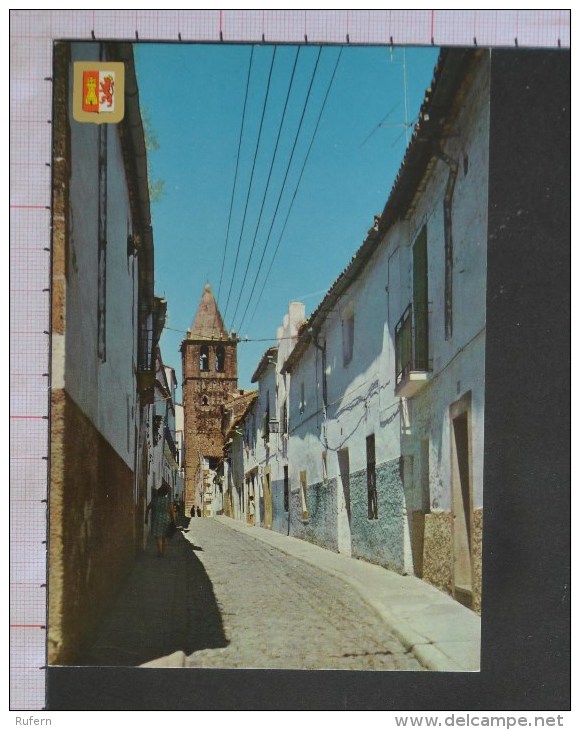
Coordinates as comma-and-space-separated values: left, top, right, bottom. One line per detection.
133, 43, 439, 394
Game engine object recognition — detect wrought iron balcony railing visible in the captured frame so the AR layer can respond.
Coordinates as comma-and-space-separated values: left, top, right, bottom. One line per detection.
394, 304, 432, 397
164, 426, 178, 461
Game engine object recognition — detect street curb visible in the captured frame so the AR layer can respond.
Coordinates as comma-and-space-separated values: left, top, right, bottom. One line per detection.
211, 515, 478, 672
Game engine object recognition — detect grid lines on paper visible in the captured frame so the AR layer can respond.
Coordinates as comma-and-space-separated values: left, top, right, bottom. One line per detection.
8, 6, 570, 713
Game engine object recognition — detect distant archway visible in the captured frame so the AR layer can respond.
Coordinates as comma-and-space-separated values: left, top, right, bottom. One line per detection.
215, 345, 225, 372
199, 345, 209, 371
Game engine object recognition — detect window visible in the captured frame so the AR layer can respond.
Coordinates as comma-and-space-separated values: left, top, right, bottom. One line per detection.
322, 451, 328, 483
97, 125, 108, 361
153, 415, 163, 445
321, 341, 328, 407
395, 305, 413, 385
138, 312, 153, 373
202, 395, 209, 406
300, 470, 309, 519
367, 434, 378, 520
215, 345, 225, 372
281, 399, 288, 435
299, 382, 305, 414
262, 391, 270, 444
444, 197, 453, 340
342, 308, 354, 366
413, 226, 429, 370
199, 345, 209, 371
283, 465, 289, 512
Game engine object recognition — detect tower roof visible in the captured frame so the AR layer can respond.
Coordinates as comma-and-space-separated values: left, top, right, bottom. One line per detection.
190, 283, 229, 340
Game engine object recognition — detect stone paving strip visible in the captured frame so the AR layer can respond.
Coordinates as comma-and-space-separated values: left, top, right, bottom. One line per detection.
180, 518, 422, 670
209, 515, 481, 672
82, 516, 478, 670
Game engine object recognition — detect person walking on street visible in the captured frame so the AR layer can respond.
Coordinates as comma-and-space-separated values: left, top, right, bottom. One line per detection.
145, 488, 158, 525
146, 484, 175, 557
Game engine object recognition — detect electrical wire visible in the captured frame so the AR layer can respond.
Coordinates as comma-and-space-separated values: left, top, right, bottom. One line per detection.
243, 47, 343, 334
228, 46, 301, 329
223, 45, 277, 323
217, 46, 255, 306
163, 324, 299, 342
233, 46, 324, 335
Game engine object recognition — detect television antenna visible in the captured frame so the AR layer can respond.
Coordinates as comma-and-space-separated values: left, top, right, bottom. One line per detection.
360, 47, 415, 149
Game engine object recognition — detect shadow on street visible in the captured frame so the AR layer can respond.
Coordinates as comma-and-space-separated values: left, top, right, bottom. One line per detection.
78, 525, 228, 667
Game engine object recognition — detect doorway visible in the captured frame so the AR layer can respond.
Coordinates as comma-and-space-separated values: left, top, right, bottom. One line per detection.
451, 394, 473, 607
337, 448, 352, 556
263, 468, 272, 529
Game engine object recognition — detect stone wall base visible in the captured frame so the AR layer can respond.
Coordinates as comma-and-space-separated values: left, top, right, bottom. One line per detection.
422, 512, 454, 595
472, 507, 483, 614
422, 509, 483, 613
49, 389, 136, 665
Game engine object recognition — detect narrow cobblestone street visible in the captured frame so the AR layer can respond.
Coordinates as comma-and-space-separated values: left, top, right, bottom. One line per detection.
181, 518, 422, 670
82, 514, 481, 671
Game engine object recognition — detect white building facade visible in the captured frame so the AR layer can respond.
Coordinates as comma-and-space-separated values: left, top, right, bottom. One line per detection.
49, 41, 159, 663
237, 49, 489, 612
174, 403, 185, 511
234, 304, 306, 535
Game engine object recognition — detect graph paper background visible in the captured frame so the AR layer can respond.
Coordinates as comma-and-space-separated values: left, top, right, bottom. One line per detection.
9, 8, 570, 712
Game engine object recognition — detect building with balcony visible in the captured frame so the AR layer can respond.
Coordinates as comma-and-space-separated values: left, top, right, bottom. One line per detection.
270, 48, 489, 611
49, 42, 159, 663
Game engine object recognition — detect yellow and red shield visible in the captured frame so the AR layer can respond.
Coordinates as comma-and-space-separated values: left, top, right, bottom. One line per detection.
73, 62, 124, 124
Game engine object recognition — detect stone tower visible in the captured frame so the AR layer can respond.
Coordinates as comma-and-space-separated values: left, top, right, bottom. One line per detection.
181, 283, 238, 514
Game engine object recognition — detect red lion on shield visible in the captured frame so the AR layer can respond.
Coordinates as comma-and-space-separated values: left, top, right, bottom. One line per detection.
100, 75, 114, 108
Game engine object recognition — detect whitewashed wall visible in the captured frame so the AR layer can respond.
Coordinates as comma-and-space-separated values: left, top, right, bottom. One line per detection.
283, 54, 490, 575
403, 53, 490, 516
63, 43, 139, 470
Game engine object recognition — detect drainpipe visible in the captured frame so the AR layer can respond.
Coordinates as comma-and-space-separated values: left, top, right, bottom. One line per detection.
436, 148, 459, 341
308, 327, 327, 424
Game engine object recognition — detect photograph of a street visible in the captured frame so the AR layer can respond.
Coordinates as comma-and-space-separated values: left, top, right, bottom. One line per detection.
45, 33, 568, 679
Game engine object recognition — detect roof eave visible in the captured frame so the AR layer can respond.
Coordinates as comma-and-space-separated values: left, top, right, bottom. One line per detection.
281, 49, 480, 375
251, 346, 278, 383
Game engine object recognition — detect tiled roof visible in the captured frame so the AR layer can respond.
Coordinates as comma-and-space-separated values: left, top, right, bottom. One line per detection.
189, 282, 229, 340
223, 390, 258, 439
251, 346, 278, 383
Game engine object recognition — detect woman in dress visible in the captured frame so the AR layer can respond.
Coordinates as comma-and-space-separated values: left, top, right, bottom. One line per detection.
150, 484, 175, 557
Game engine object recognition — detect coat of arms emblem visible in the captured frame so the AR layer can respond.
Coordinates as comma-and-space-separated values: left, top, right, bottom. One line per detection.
82, 70, 116, 113
73, 62, 124, 124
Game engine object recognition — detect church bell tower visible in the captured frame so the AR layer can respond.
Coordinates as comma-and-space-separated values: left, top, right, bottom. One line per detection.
180, 283, 238, 514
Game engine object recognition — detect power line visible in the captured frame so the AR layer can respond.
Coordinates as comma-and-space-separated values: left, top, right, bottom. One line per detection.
163, 324, 298, 343
234, 46, 323, 335
243, 47, 343, 333
228, 46, 301, 329
216, 46, 255, 306
223, 45, 277, 324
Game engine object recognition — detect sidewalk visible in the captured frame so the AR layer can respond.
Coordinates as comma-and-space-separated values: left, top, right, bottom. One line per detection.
213, 515, 481, 672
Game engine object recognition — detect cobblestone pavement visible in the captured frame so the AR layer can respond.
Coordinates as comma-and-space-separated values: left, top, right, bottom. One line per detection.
183, 518, 423, 670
